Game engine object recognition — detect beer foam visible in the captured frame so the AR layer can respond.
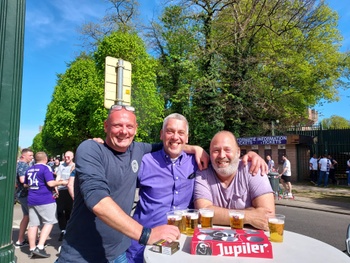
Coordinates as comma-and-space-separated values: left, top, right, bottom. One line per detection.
168, 215, 182, 220
200, 211, 214, 217
268, 218, 284, 224
229, 212, 244, 219
186, 213, 199, 219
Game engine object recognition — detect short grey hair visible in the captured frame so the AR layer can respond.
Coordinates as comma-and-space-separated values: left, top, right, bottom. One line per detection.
162, 113, 189, 134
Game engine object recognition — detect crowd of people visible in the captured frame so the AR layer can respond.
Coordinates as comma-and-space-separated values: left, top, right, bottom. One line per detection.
15, 106, 295, 262
309, 153, 341, 187
15, 149, 76, 258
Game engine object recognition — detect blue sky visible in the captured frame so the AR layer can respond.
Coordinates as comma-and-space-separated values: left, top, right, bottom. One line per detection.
19, 0, 350, 148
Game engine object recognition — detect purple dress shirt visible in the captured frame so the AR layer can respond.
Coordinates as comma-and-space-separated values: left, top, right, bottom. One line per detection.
127, 149, 197, 262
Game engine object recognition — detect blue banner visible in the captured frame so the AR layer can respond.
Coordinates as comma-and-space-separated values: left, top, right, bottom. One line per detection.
237, 136, 287, 145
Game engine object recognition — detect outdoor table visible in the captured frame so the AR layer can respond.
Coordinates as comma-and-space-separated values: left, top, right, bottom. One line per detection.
144, 229, 349, 262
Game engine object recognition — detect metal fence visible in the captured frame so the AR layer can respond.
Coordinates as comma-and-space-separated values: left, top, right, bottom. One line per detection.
283, 125, 350, 177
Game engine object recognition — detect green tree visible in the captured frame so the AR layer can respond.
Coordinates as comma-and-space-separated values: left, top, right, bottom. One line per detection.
321, 115, 350, 129
94, 30, 164, 142
41, 54, 104, 154
31, 132, 47, 155
158, 0, 349, 145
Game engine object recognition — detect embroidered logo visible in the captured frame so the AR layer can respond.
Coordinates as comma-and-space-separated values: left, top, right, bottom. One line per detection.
131, 160, 139, 173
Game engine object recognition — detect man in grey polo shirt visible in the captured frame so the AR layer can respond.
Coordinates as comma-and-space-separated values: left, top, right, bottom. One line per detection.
194, 131, 275, 231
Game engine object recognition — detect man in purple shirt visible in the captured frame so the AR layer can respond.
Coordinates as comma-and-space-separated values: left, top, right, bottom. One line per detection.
25, 152, 68, 258
194, 131, 275, 231
127, 115, 269, 262
127, 113, 195, 262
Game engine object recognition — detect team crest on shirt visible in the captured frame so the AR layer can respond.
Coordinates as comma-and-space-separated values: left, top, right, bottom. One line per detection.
131, 160, 139, 173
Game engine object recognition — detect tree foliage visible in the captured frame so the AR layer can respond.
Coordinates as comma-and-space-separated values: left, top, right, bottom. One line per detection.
31, 132, 48, 155
148, 0, 349, 149
41, 54, 104, 154
40, 31, 163, 153
34, 0, 349, 152
321, 115, 350, 129
94, 30, 164, 142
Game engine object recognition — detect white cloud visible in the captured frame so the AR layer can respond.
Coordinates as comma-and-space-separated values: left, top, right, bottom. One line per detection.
25, 0, 107, 49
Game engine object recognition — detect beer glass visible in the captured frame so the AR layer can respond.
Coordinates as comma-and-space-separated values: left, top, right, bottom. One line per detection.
228, 210, 245, 229
177, 209, 187, 234
166, 211, 183, 232
268, 214, 285, 242
184, 209, 199, 236
199, 208, 214, 228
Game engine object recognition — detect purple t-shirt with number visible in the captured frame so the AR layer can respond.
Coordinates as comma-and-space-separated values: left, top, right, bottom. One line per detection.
25, 163, 55, 206
194, 161, 273, 209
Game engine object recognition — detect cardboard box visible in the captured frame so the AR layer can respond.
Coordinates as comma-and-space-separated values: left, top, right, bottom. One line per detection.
191, 228, 273, 258
151, 239, 180, 255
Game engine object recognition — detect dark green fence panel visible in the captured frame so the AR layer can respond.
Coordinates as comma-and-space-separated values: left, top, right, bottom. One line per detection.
0, 0, 26, 262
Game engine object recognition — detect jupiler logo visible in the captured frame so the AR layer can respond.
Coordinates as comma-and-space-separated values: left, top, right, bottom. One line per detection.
216, 242, 269, 257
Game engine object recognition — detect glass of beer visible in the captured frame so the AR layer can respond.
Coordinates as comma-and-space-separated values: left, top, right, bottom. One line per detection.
166, 211, 183, 232
177, 209, 187, 234
199, 208, 214, 228
184, 209, 199, 236
229, 210, 245, 229
268, 214, 285, 242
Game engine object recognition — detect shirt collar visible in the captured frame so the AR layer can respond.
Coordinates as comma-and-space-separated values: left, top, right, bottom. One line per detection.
161, 148, 184, 164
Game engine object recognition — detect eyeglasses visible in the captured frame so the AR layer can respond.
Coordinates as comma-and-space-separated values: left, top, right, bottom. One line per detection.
109, 105, 135, 113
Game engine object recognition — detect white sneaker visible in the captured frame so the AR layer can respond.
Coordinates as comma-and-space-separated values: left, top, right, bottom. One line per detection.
286, 193, 293, 198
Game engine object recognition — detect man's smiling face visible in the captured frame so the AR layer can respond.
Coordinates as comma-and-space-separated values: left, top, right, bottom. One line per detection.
160, 118, 188, 158
210, 132, 240, 179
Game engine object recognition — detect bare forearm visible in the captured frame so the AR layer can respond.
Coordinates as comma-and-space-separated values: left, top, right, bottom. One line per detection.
195, 200, 230, 226
183, 145, 209, 170
67, 177, 74, 199
92, 197, 143, 241
47, 180, 67, 188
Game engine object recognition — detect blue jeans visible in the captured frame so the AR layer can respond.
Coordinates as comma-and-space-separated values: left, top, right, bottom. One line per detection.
318, 171, 329, 186
109, 252, 128, 263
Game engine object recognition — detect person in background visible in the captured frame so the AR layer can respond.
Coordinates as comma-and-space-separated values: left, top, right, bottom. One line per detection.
24, 152, 68, 258
279, 155, 293, 198
266, 155, 275, 172
327, 154, 338, 185
14, 148, 34, 248
67, 169, 76, 200
318, 154, 330, 187
51, 158, 61, 178
309, 154, 319, 185
194, 131, 274, 231
55, 151, 75, 241
47, 157, 55, 168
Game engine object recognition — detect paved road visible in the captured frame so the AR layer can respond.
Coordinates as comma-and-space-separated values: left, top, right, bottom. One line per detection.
13, 203, 61, 263
12, 184, 350, 262
276, 206, 349, 251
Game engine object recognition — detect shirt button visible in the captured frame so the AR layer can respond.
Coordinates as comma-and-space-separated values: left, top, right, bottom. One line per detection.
175, 177, 178, 180
175, 191, 178, 194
